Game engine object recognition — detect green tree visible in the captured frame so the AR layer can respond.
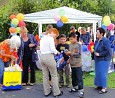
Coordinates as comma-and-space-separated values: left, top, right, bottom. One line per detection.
0, 0, 115, 41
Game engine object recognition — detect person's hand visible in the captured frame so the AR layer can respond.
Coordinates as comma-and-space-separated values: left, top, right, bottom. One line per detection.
11, 56, 17, 61
73, 49, 77, 53
29, 44, 35, 48
90, 51, 94, 53
60, 58, 64, 64
0, 50, 5, 55
67, 59, 70, 64
57, 52, 60, 55
36, 46, 40, 50
65, 51, 71, 55
80, 40, 84, 45
94, 52, 99, 56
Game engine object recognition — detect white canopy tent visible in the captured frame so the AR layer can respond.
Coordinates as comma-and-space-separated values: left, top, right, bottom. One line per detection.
24, 6, 102, 41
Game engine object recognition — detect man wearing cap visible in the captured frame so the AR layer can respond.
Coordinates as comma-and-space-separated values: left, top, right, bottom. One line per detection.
70, 26, 80, 42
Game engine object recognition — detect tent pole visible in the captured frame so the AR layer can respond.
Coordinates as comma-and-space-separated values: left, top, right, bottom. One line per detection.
98, 20, 102, 27
38, 23, 42, 38
93, 22, 97, 41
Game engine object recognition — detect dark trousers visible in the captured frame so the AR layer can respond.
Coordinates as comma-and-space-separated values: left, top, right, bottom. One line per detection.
58, 64, 70, 85
71, 67, 83, 90
22, 59, 35, 83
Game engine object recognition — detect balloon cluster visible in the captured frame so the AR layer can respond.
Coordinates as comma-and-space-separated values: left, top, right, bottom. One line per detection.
82, 42, 94, 52
88, 42, 94, 52
102, 16, 114, 31
53, 9, 68, 27
9, 13, 26, 35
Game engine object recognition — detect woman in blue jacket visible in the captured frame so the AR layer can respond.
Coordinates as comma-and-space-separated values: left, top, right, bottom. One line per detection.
94, 27, 111, 94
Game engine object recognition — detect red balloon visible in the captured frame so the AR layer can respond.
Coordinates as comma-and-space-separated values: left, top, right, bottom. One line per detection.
88, 42, 94, 52
18, 21, 26, 27
10, 15, 16, 20
88, 44, 91, 51
90, 42, 94, 45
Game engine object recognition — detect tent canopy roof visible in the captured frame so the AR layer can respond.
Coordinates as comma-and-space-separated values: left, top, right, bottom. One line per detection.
24, 6, 102, 24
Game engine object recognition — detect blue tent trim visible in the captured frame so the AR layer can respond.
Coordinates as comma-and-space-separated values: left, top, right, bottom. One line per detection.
2, 85, 22, 90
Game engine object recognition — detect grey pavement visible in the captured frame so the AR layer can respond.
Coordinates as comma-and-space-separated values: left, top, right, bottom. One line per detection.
0, 84, 115, 98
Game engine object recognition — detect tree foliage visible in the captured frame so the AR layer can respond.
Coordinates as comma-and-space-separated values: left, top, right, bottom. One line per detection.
0, 0, 115, 41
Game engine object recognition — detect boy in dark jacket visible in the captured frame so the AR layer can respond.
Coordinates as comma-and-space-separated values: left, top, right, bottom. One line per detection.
56, 34, 70, 88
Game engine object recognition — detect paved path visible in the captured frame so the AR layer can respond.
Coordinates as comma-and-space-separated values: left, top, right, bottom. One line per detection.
0, 84, 115, 98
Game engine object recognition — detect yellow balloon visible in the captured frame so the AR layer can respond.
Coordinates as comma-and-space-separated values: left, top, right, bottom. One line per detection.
103, 18, 111, 26
16, 13, 24, 21
103, 16, 110, 21
61, 16, 68, 23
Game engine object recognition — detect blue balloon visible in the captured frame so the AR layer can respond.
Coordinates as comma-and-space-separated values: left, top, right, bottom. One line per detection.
10, 23, 17, 28
82, 45, 88, 52
102, 25, 107, 31
56, 20, 64, 27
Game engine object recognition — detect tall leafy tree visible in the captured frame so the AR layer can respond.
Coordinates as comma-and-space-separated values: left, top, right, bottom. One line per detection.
0, 0, 115, 41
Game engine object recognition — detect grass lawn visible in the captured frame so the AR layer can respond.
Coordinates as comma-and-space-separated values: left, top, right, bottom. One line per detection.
35, 70, 115, 88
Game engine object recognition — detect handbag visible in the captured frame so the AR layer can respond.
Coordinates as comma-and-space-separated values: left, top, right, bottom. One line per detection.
28, 34, 38, 61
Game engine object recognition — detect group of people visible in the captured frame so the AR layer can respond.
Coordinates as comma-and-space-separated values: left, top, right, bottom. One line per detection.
39, 24, 113, 98
40, 26, 84, 97
0, 26, 38, 88
0, 24, 113, 98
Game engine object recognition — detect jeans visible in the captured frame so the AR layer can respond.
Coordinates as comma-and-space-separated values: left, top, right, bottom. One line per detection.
0, 59, 11, 84
71, 67, 83, 90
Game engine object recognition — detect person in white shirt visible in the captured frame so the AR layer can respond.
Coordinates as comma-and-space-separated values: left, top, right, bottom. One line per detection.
40, 28, 63, 97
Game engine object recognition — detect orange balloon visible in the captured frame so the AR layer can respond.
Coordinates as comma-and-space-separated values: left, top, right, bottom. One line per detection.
10, 15, 16, 20
9, 27, 16, 33
35, 34, 40, 42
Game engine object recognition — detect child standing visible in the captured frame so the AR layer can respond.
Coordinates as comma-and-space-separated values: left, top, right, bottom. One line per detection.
65, 33, 84, 98
56, 34, 70, 88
